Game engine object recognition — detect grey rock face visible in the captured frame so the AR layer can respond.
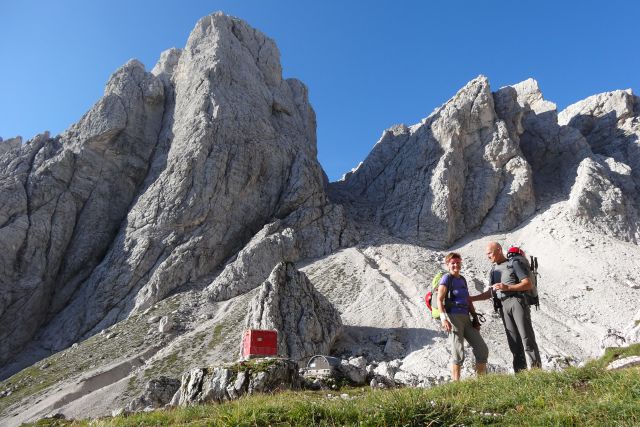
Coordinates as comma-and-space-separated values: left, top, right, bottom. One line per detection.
559, 90, 638, 158
171, 358, 302, 406
207, 203, 355, 302
493, 78, 592, 201
244, 262, 342, 363
560, 90, 640, 242
332, 76, 535, 247
0, 58, 165, 367
3, 13, 332, 365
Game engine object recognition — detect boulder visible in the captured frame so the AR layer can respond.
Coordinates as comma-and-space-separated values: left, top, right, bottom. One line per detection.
606, 356, 640, 371
158, 316, 174, 334
127, 376, 180, 410
244, 262, 342, 363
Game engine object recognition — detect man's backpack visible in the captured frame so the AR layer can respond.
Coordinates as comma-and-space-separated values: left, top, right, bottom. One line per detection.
425, 272, 465, 319
506, 246, 539, 309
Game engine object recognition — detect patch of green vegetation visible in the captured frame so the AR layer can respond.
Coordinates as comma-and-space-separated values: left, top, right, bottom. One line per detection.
143, 351, 183, 381
228, 358, 281, 375
585, 343, 640, 369
0, 352, 72, 415
207, 324, 225, 350
23, 345, 640, 426
125, 376, 139, 396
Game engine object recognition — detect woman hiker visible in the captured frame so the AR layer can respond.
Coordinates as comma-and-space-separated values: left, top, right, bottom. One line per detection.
438, 252, 488, 380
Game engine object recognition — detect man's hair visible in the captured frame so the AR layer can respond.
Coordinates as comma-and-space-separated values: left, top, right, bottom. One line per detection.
487, 241, 503, 253
444, 252, 462, 263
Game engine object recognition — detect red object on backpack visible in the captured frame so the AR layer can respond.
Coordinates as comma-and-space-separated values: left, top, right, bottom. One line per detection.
507, 246, 526, 258
425, 292, 433, 312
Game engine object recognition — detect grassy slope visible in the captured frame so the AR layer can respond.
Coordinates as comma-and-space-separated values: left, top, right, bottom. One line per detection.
31, 344, 640, 426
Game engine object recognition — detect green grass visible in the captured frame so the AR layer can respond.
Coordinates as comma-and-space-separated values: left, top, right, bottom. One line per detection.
586, 343, 640, 369
27, 344, 640, 426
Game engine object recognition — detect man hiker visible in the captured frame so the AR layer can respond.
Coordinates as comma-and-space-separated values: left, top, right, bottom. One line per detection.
470, 242, 541, 372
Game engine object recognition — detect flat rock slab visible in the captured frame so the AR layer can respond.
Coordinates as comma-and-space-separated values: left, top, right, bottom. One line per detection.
606, 356, 640, 371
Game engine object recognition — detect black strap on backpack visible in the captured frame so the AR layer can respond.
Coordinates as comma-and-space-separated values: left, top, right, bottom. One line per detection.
490, 266, 501, 312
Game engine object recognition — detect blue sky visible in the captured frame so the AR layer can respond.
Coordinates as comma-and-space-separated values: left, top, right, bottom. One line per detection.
2, 1, 639, 181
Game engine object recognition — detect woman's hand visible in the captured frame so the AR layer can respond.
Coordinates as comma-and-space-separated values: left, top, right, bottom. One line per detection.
441, 319, 452, 332
471, 313, 481, 330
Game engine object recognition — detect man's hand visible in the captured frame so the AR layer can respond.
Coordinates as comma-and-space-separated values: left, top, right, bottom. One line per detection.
441, 319, 452, 332
493, 282, 507, 292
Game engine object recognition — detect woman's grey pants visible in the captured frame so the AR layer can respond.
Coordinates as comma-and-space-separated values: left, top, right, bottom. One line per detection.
449, 313, 489, 365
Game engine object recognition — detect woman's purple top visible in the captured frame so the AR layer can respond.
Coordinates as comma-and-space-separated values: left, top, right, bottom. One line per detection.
439, 273, 470, 315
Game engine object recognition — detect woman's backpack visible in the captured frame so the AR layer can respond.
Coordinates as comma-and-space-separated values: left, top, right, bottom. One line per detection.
425, 272, 465, 319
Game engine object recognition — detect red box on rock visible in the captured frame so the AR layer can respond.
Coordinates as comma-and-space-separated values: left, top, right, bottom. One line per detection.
242, 329, 278, 358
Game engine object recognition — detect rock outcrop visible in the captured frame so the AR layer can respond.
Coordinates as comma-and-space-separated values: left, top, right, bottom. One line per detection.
170, 358, 302, 406
568, 156, 639, 242
331, 76, 535, 247
244, 262, 342, 363
0, 136, 22, 155
560, 90, 640, 242
606, 355, 640, 371
127, 376, 181, 411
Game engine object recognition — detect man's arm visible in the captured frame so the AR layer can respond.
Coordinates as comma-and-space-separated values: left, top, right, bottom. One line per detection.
494, 259, 532, 292
495, 277, 531, 292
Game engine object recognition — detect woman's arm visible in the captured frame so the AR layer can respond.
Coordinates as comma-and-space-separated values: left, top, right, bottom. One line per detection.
437, 284, 452, 332
470, 288, 492, 302
468, 297, 477, 315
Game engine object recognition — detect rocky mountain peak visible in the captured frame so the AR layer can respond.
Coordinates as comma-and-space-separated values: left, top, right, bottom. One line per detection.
0, 12, 332, 374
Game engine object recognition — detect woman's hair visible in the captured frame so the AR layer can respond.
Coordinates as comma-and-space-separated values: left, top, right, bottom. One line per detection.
444, 252, 462, 264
